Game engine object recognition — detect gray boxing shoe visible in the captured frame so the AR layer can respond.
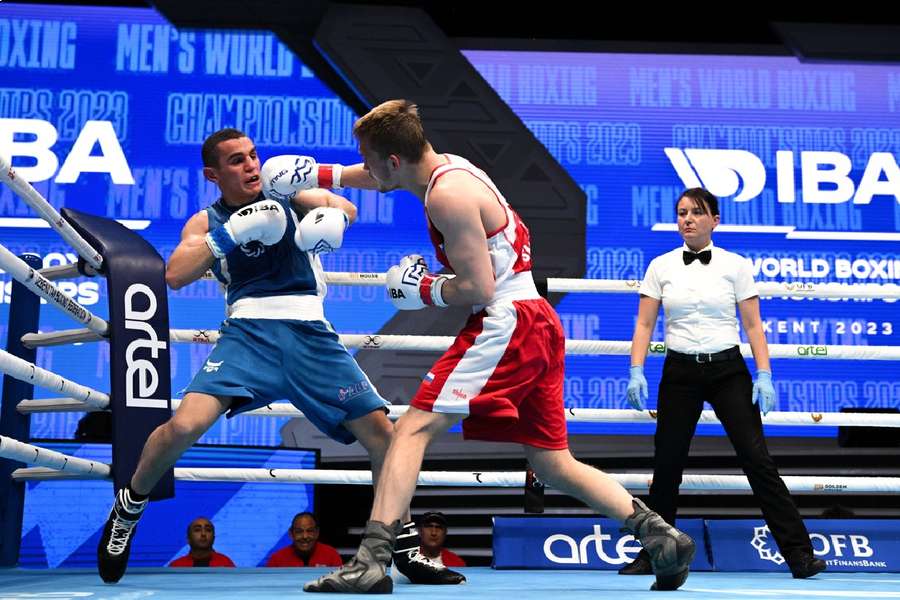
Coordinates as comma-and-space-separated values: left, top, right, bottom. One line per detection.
304, 520, 399, 594
623, 499, 695, 591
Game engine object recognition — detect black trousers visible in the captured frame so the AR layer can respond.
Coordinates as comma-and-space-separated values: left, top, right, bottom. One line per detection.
647, 353, 812, 560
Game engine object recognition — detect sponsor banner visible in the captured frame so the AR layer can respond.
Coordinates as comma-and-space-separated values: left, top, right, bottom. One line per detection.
492, 517, 711, 571
708, 519, 900, 572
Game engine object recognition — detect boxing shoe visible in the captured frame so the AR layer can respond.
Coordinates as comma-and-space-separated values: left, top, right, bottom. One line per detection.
97, 487, 147, 583
392, 521, 465, 585
304, 520, 398, 593
622, 499, 695, 591
618, 548, 653, 575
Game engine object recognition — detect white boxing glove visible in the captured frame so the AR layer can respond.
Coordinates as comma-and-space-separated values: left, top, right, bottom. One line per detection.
205, 200, 286, 258
385, 254, 451, 310
295, 207, 349, 254
261, 154, 344, 201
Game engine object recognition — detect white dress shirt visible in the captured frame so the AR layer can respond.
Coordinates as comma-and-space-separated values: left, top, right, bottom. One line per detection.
640, 241, 758, 353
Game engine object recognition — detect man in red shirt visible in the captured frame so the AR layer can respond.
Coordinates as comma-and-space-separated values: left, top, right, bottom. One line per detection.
418, 512, 465, 568
266, 512, 343, 567
169, 517, 235, 567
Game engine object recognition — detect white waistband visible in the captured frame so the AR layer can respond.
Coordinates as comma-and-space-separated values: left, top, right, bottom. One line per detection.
475, 271, 541, 312
228, 294, 325, 321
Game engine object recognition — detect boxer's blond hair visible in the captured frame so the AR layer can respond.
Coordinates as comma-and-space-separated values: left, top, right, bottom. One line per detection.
353, 99, 428, 163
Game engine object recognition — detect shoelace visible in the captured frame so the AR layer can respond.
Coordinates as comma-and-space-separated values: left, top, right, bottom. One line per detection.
106, 512, 139, 556
105, 491, 147, 556
404, 549, 444, 571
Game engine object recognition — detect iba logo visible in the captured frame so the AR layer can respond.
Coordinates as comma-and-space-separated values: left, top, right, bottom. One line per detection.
665, 148, 899, 205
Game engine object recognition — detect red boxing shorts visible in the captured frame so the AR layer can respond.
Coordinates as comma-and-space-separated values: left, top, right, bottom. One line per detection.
411, 298, 568, 449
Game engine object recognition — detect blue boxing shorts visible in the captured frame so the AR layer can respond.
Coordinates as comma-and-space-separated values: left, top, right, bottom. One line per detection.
183, 318, 387, 444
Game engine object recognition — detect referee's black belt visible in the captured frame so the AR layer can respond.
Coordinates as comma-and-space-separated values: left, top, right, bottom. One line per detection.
666, 346, 741, 363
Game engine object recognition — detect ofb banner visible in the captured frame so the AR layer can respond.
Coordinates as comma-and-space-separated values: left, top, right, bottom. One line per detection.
708, 519, 900, 572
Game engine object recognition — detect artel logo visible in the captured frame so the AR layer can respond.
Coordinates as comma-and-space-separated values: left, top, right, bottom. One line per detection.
543, 524, 642, 565
665, 148, 899, 205
124, 283, 167, 409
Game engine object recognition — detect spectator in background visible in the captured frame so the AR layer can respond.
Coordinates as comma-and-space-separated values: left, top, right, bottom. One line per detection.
267, 512, 343, 567
169, 517, 235, 567
417, 512, 465, 568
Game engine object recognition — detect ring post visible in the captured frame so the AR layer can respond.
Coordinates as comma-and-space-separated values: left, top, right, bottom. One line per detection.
61, 208, 174, 501
0, 254, 42, 566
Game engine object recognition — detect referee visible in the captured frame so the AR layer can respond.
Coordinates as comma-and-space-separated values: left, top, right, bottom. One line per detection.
620, 188, 826, 579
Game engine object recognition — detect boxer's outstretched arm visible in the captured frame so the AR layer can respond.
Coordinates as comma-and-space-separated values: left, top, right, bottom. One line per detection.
291, 188, 358, 224
339, 163, 380, 190
166, 211, 215, 290
426, 178, 495, 306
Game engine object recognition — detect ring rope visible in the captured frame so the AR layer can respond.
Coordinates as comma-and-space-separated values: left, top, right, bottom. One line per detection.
3, 440, 898, 494
0, 349, 109, 408
547, 278, 900, 300
0, 244, 109, 335
0, 435, 110, 477
205, 270, 900, 301
14, 396, 900, 429
19, 328, 900, 361
0, 155, 103, 270
38, 262, 97, 281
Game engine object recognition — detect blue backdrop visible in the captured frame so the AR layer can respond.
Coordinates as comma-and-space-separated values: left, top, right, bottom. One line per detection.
18, 443, 317, 568
1, 6, 898, 441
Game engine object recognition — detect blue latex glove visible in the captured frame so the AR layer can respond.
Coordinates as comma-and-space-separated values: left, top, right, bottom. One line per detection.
626, 365, 648, 411
752, 369, 777, 416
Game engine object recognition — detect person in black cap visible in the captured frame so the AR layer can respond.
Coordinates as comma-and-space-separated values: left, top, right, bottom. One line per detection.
417, 512, 465, 568
619, 187, 825, 580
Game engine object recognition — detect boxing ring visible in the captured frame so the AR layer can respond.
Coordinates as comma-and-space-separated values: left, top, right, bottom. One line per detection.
2, 567, 899, 599
2, 158, 900, 598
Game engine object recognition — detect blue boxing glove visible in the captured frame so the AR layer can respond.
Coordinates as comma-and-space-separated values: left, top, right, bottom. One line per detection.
752, 369, 777, 416
625, 365, 648, 411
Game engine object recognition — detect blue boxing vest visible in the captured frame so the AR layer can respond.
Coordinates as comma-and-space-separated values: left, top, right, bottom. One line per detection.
206, 194, 324, 306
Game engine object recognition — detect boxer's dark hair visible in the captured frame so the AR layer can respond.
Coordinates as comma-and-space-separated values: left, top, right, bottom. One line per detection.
202, 128, 248, 168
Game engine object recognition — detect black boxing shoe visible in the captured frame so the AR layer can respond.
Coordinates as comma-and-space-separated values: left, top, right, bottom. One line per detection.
392, 521, 465, 585
623, 499, 695, 591
789, 552, 827, 579
618, 549, 653, 575
97, 487, 147, 583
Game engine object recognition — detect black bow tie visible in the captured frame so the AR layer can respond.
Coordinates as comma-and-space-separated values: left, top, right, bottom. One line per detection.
683, 250, 712, 265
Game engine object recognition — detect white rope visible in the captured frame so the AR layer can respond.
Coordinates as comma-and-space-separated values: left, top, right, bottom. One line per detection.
167, 330, 900, 361
11, 467, 109, 481
0, 435, 110, 477
0, 349, 109, 408
323, 272, 386, 286
166, 468, 900, 494
21, 329, 104, 349
199, 270, 900, 301
4, 448, 897, 493
23, 326, 900, 361
16, 398, 899, 429
0, 244, 108, 335
0, 155, 103, 270
38, 263, 97, 281
546, 278, 900, 301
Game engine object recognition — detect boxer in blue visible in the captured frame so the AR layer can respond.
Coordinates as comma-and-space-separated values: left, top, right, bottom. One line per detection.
96, 128, 393, 583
